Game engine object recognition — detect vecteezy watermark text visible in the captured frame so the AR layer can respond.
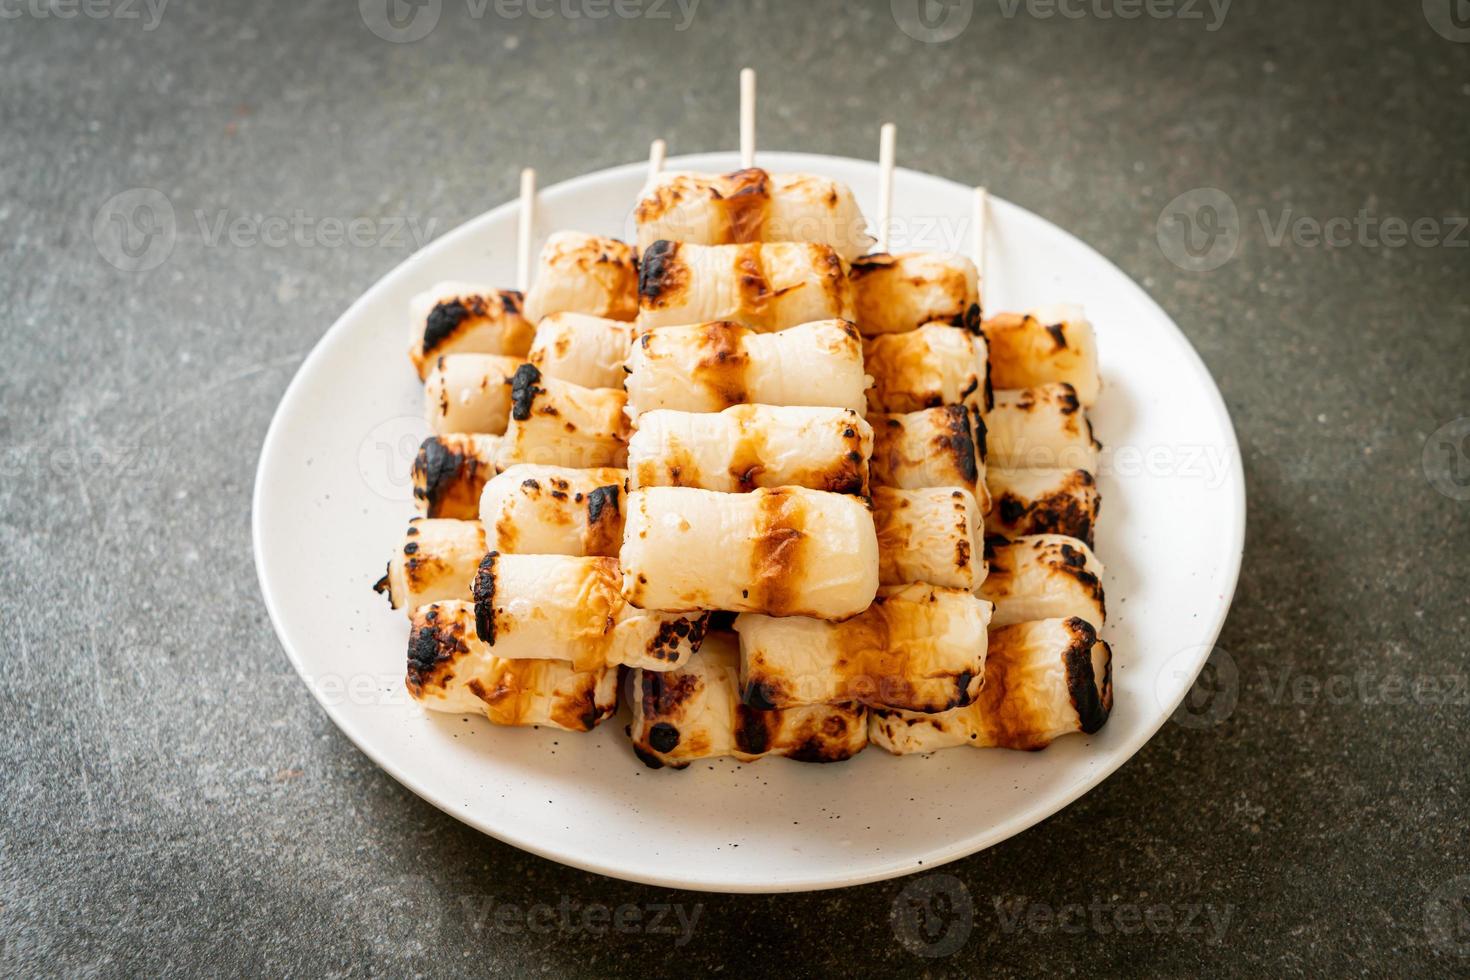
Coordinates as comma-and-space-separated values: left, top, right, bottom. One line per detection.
360, 0, 698, 43
0, 0, 168, 30
461, 896, 702, 945
994, 895, 1234, 943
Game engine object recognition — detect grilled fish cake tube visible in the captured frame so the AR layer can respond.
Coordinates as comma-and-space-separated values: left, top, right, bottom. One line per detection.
735, 583, 992, 713
479, 464, 626, 557
986, 382, 1100, 471
870, 617, 1112, 752
471, 553, 709, 672
628, 405, 872, 495
869, 405, 990, 512
872, 487, 986, 592
635, 169, 873, 262
637, 241, 853, 333
849, 252, 981, 336
864, 323, 990, 415
407, 601, 618, 731
623, 319, 868, 418
522, 232, 640, 323
375, 518, 486, 612
495, 364, 630, 470
985, 468, 1100, 547
981, 535, 1105, 629
627, 632, 868, 769
423, 354, 523, 436
526, 312, 635, 390
620, 486, 879, 619
413, 433, 501, 519
982, 304, 1100, 406
408, 283, 534, 379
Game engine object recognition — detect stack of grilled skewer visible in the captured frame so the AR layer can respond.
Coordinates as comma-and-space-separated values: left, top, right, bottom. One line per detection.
375, 76, 1113, 769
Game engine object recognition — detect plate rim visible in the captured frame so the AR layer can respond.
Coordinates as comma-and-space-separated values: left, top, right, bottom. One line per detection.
251, 150, 1247, 893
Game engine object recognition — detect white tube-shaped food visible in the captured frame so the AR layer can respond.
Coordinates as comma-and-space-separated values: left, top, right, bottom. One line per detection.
479, 464, 627, 557
864, 322, 989, 415
981, 535, 1105, 629
637, 241, 853, 332
986, 382, 1100, 471
627, 405, 872, 494
374, 518, 486, 612
627, 632, 869, 769
735, 583, 992, 713
620, 486, 879, 618
408, 282, 533, 379
623, 319, 868, 418
526, 312, 635, 390
495, 364, 630, 469
869, 617, 1112, 752
635, 169, 874, 263
869, 405, 990, 513
849, 252, 980, 336
423, 354, 522, 436
413, 433, 501, 519
522, 232, 640, 323
471, 553, 709, 672
982, 304, 1101, 406
986, 467, 1100, 547
872, 486, 986, 592
407, 601, 619, 731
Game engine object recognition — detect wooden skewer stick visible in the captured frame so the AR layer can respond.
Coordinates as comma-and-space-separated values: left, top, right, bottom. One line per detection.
648, 138, 667, 181
517, 168, 536, 294
877, 123, 896, 254
740, 68, 756, 168
973, 186, 989, 284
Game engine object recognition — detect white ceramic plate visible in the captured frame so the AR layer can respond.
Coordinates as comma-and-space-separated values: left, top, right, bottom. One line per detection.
253, 151, 1244, 893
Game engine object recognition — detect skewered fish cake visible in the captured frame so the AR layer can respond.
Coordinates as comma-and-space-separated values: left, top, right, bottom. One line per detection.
526, 312, 635, 390
735, 583, 992, 713
985, 382, 1100, 472
423, 353, 523, 436
982, 304, 1100, 406
869, 405, 990, 513
623, 319, 868, 418
522, 232, 640, 323
849, 251, 980, 336
471, 553, 709, 672
374, 518, 486, 613
479, 464, 626, 558
864, 322, 989, 415
981, 534, 1105, 629
637, 241, 853, 333
495, 364, 630, 470
627, 405, 872, 495
869, 617, 1112, 753
407, 601, 619, 732
620, 486, 879, 619
408, 283, 534, 379
872, 486, 986, 592
985, 468, 1100, 547
626, 632, 869, 769
634, 168, 874, 262
412, 433, 501, 519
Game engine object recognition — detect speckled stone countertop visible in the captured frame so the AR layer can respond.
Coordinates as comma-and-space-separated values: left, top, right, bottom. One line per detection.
3, 0, 1467, 974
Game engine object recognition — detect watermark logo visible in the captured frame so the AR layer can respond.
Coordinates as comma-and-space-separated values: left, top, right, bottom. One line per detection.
92, 187, 176, 272
359, 415, 431, 503
1424, 0, 1470, 42
1156, 187, 1240, 272
1426, 875, 1470, 955
1155, 643, 1238, 730
891, 874, 974, 957
1423, 417, 1470, 501
891, 0, 974, 43
360, 0, 442, 42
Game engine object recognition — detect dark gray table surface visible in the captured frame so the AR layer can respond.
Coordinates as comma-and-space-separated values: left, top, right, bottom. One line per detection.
3, 0, 1468, 975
